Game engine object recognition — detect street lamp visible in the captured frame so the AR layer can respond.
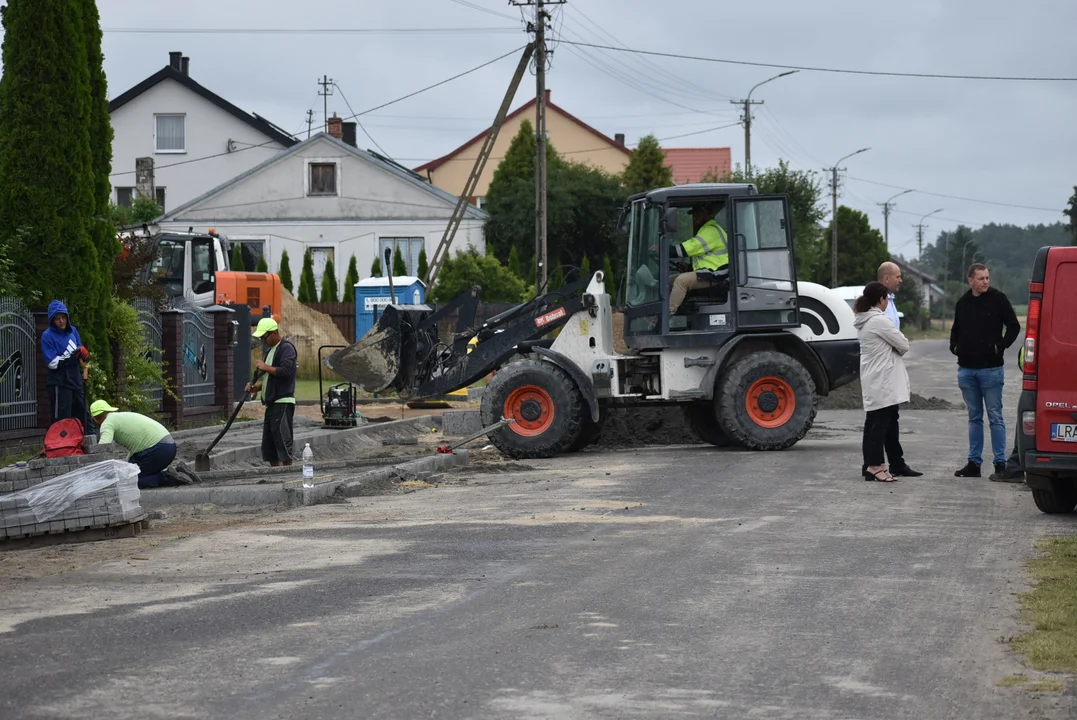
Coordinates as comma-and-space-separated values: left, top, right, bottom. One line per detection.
914, 208, 944, 258
828, 147, 871, 287
961, 238, 978, 277
878, 189, 914, 249
733, 70, 798, 177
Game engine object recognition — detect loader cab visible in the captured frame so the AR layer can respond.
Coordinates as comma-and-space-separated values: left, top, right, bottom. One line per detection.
144, 232, 228, 307
621, 184, 800, 349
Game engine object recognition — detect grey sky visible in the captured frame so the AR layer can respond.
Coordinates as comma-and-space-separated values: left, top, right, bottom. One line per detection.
99, 0, 1077, 258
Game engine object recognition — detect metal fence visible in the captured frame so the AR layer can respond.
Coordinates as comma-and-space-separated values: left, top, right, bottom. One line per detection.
133, 298, 164, 411
178, 304, 215, 408
0, 297, 37, 432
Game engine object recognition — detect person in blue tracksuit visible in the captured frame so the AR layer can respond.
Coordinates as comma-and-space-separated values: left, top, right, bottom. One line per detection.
40, 300, 91, 431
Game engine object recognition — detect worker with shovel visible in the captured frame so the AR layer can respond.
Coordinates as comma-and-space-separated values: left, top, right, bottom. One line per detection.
246, 318, 298, 467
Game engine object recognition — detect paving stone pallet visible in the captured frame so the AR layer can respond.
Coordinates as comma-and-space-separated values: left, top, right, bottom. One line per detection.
1, 516, 150, 550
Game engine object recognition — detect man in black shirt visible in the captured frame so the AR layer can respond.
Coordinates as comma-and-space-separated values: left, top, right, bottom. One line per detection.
949, 263, 1021, 478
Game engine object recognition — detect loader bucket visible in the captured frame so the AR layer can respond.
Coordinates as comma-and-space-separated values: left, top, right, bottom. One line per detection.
323, 310, 406, 393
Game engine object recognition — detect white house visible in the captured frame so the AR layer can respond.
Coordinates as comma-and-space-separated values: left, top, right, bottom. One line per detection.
108, 51, 298, 212
155, 130, 486, 299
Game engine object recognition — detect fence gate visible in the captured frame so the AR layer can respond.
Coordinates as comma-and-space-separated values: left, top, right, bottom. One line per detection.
0, 297, 37, 431
133, 298, 164, 411
178, 303, 215, 408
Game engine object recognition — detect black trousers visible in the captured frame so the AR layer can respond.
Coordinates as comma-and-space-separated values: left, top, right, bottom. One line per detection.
861, 406, 905, 471
48, 385, 92, 435
864, 405, 900, 467
261, 403, 295, 464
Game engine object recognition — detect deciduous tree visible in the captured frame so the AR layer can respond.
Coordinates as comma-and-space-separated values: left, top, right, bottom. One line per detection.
621, 134, 673, 195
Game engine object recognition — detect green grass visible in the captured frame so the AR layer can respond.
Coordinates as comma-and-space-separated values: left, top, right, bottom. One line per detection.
1009, 536, 1077, 680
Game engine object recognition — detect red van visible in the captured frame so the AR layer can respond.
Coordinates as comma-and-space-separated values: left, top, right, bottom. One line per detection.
1018, 245, 1077, 513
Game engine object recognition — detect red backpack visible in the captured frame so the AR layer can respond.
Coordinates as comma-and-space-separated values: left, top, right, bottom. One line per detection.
43, 418, 86, 458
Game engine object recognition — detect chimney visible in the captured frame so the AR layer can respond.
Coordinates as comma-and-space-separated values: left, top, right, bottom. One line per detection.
169, 51, 182, 71
180, 56, 190, 75
614, 133, 625, 146
327, 113, 343, 140
341, 121, 357, 148
544, 89, 551, 104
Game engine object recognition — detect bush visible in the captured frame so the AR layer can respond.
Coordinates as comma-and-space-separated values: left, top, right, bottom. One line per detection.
85, 299, 173, 416
431, 247, 528, 304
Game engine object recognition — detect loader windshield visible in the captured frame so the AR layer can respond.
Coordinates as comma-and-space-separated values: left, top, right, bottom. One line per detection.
625, 201, 661, 307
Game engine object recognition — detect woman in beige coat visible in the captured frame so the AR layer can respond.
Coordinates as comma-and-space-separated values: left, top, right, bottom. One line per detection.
853, 282, 911, 482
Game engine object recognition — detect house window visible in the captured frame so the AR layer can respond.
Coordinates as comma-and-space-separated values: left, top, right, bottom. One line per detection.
379, 237, 424, 276
155, 114, 186, 153
309, 162, 337, 196
115, 187, 166, 211
231, 240, 265, 272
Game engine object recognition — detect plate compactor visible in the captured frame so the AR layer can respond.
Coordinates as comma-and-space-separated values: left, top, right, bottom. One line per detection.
325, 183, 861, 459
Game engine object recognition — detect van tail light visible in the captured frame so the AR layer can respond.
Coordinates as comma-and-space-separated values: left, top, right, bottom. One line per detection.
1022, 411, 1036, 436
1023, 292, 1041, 390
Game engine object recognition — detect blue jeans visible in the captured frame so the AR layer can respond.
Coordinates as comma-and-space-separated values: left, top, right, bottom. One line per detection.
957, 366, 1007, 465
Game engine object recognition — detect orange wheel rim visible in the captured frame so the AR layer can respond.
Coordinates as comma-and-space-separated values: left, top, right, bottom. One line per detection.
745, 376, 795, 428
504, 385, 556, 437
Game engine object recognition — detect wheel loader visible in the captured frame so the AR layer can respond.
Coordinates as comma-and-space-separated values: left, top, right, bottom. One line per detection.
325, 183, 861, 458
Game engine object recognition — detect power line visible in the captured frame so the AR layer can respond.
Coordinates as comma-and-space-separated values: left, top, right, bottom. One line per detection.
102, 26, 520, 35
110, 50, 524, 177
333, 82, 392, 159
845, 176, 1062, 213
339, 46, 526, 121
557, 40, 1077, 82
445, 0, 520, 21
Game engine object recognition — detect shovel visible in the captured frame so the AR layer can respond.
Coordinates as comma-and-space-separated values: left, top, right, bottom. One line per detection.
194, 368, 264, 472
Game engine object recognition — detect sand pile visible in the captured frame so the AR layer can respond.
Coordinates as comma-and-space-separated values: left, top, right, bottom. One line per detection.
271, 291, 350, 380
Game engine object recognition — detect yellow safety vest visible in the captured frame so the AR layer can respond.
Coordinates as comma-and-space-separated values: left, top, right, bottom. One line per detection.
679, 220, 729, 272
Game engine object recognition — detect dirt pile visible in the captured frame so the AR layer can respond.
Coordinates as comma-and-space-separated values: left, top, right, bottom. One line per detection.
817, 380, 961, 411
596, 407, 700, 449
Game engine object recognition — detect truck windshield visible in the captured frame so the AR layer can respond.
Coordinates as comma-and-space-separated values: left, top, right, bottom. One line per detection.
148, 239, 184, 297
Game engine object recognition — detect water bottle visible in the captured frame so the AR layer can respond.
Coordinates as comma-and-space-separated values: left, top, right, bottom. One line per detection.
302, 443, 314, 487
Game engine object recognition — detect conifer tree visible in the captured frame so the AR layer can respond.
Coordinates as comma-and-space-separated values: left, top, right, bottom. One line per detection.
278, 250, 294, 293
297, 250, 317, 302
392, 248, 407, 276
319, 258, 338, 302
343, 255, 359, 302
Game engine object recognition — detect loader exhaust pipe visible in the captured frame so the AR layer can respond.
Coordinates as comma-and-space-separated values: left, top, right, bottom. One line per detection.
384, 247, 396, 305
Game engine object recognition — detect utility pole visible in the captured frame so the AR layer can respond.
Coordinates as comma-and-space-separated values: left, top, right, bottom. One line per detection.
824, 147, 870, 287
318, 75, 334, 133
513, 0, 564, 292
306, 109, 314, 139
730, 71, 796, 177
877, 189, 913, 249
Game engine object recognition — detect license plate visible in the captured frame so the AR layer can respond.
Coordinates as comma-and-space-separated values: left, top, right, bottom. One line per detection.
1051, 424, 1077, 442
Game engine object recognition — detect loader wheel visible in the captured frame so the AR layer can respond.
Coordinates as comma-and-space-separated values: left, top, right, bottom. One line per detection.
716, 351, 815, 451
683, 402, 735, 447
480, 359, 584, 459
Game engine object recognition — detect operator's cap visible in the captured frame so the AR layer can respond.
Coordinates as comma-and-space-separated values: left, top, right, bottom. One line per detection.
90, 400, 118, 417
252, 317, 279, 338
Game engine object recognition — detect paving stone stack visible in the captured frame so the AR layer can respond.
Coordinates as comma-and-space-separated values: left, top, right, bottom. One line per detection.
0, 459, 143, 540
0, 436, 127, 494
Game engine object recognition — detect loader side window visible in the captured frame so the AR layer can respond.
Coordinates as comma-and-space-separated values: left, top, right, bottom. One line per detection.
734, 198, 795, 291
191, 240, 215, 295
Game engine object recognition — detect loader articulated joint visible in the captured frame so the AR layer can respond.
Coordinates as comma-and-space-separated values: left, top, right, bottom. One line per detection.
524, 345, 601, 423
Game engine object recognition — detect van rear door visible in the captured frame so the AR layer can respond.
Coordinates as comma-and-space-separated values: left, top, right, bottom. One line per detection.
1037, 248, 1077, 450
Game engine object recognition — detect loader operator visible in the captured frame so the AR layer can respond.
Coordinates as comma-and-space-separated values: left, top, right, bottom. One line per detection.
665, 202, 730, 316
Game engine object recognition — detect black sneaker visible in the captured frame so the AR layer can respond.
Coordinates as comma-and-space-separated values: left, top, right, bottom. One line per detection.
989, 464, 1025, 483
891, 464, 924, 477
954, 461, 981, 478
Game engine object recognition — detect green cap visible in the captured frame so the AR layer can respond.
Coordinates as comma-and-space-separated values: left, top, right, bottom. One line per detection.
252, 317, 279, 338
90, 400, 118, 417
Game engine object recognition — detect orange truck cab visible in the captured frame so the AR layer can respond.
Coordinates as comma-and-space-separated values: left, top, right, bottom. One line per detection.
144, 230, 281, 323
1017, 245, 1077, 513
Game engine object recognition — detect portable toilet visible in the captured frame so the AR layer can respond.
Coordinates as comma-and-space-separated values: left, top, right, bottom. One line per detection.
354, 276, 426, 339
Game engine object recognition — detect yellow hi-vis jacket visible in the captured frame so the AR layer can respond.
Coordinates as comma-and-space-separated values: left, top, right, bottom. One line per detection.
674, 219, 729, 272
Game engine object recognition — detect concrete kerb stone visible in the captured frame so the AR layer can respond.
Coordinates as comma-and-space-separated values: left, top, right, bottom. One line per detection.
203, 415, 443, 470
338, 448, 469, 498
139, 484, 290, 509
442, 410, 483, 437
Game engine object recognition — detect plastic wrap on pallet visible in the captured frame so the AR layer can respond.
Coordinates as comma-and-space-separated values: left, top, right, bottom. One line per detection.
0, 459, 141, 524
